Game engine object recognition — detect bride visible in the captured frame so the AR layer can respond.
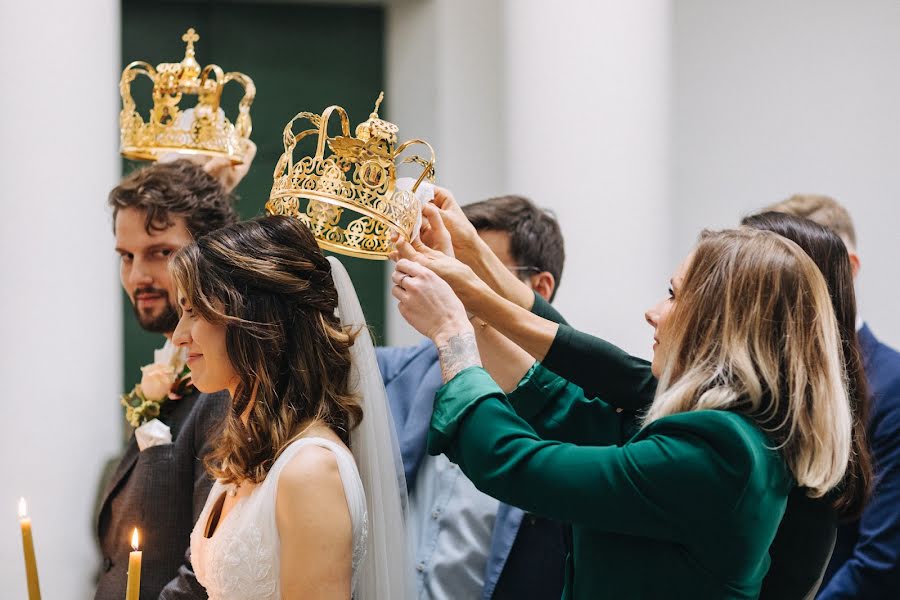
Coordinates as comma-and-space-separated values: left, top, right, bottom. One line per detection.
168, 215, 413, 599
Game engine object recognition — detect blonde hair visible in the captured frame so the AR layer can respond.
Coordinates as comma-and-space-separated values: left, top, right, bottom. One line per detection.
764, 194, 857, 249
645, 228, 852, 497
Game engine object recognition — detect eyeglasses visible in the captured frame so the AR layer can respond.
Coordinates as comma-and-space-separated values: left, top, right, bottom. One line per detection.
505, 265, 543, 283
506, 265, 542, 274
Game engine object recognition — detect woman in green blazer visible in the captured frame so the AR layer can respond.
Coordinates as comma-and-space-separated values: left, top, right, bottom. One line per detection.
390, 226, 852, 599
412, 199, 873, 599
479, 213, 874, 599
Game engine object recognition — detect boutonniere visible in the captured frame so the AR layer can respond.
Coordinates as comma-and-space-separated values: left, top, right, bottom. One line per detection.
121, 342, 194, 428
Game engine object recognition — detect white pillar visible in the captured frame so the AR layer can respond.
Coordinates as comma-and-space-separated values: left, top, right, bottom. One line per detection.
503, 0, 673, 357
0, 1, 121, 597
673, 0, 900, 347
386, 0, 507, 346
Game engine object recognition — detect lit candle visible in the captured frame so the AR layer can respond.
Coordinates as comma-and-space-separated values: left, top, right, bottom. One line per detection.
18, 498, 42, 600
125, 528, 142, 600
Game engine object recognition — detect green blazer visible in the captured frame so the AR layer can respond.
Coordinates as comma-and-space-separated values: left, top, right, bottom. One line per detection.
428, 366, 792, 599
526, 293, 835, 599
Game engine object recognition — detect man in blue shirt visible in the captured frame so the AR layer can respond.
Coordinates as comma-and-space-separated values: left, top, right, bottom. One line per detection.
378, 194, 567, 600
769, 194, 900, 599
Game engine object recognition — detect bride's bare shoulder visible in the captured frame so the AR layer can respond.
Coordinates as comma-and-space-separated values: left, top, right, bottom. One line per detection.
274, 438, 354, 593
276, 422, 352, 497
278, 440, 345, 492
275, 442, 352, 537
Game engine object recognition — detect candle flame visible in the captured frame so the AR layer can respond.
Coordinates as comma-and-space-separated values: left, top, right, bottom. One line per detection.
131, 527, 140, 550
18, 497, 27, 519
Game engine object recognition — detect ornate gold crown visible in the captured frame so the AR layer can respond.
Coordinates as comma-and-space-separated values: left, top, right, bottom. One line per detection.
265, 94, 436, 260
119, 28, 256, 163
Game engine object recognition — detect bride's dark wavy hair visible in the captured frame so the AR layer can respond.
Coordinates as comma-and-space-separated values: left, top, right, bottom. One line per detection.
170, 215, 362, 485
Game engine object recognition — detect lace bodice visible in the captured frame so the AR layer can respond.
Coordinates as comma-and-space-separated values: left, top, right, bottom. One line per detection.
190, 437, 369, 599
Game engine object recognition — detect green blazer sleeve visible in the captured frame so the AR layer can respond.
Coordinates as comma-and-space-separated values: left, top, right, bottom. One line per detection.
429, 367, 789, 544
530, 292, 656, 410
531, 291, 568, 325
542, 326, 657, 410
507, 362, 635, 446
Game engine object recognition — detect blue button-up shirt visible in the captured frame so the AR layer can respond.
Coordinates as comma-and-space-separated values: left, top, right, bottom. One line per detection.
409, 453, 499, 599
377, 341, 564, 600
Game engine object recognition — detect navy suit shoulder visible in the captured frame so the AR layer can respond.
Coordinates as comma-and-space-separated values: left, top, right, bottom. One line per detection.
861, 326, 900, 417
819, 325, 900, 599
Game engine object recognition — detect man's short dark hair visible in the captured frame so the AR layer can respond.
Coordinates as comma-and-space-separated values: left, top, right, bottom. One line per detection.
462, 195, 565, 301
108, 159, 239, 239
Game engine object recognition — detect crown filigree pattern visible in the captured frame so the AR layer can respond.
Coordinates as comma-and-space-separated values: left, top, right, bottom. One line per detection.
266, 94, 436, 260
119, 28, 256, 163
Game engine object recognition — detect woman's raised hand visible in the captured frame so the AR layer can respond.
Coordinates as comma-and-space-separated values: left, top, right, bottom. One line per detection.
391, 257, 472, 344
202, 139, 257, 193
418, 202, 455, 257
430, 187, 481, 260
393, 232, 486, 310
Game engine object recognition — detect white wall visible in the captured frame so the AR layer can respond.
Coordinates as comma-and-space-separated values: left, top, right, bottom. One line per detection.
673, 0, 900, 347
386, 0, 673, 356
387, 0, 900, 351
504, 0, 673, 357
0, 1, 121, 598
385, 0, 508, 346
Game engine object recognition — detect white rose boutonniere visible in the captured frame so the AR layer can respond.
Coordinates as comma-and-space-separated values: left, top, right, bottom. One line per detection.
140, 363, 177, 402
121, 342, 194, 429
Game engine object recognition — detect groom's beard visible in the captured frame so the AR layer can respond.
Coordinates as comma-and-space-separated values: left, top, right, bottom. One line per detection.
131, 286, 180, 334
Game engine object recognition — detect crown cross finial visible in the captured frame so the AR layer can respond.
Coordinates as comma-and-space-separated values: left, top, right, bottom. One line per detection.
182, 28, 200, 54
370, 91, 385, 119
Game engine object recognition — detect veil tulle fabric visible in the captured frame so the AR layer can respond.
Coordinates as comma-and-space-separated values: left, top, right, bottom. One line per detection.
328, 256, 415, 600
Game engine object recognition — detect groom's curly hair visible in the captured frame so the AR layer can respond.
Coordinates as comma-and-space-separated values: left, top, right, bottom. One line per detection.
108, 159, 237, 239
170, 216, 362, 485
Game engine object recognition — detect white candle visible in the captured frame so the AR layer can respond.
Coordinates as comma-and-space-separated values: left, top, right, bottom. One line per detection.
18, 498, 42, 600
125, 528, 142, 600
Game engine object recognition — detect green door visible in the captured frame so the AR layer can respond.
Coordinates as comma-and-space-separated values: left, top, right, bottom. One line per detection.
119, 0, 386, 391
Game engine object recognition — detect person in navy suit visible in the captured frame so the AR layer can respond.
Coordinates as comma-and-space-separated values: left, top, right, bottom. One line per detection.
768, 194, 900, 599
377, 193, 569, 600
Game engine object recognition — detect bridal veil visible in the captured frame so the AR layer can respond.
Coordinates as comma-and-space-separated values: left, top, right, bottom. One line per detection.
328, 256, 415, 600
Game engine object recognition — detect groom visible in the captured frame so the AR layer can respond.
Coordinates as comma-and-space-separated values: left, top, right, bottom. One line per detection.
96, 154, 251, 600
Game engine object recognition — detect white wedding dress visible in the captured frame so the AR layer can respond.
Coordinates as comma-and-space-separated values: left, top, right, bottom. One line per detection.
190, 437, 368, 600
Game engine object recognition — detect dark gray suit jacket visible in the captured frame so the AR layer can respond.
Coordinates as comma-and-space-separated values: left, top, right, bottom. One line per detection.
94, 390, 229, 600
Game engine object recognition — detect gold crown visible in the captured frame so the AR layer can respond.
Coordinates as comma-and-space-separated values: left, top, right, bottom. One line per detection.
119, 28, 256, 163
265, 93, 436, 260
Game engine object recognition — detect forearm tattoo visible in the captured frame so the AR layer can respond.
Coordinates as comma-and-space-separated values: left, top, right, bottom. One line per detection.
437, 332, 482, 383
